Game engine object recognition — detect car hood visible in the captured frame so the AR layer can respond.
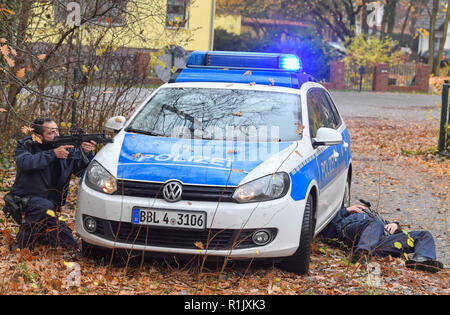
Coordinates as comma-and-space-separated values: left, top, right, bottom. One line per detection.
106, 132, 296, 187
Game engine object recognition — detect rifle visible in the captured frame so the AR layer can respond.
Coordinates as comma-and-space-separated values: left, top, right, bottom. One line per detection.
359, 199, 390, 236
45, 128, 113, 163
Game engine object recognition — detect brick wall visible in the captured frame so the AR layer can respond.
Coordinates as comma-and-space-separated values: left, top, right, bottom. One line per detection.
324, 61, 430, 93
374, 63, 430, 93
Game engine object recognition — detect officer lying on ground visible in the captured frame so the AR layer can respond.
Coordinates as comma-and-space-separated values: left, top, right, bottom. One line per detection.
320, 205, 444, 273
5, 117, 96, 251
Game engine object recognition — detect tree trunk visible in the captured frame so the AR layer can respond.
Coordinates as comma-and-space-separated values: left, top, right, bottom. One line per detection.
433, 3, 450, 75
428, 0, 439, 71
386, 0, 398, 36
380, 0, 398, 39
400, 1, 413, 46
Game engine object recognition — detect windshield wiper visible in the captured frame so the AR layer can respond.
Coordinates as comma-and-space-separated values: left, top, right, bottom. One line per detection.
124, 127, 166, 137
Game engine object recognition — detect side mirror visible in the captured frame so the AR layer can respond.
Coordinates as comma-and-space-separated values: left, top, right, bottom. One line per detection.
312, 127, 342, 148
105, 116, 126, 133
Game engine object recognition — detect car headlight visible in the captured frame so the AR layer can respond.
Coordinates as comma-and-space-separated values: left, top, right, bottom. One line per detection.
232, 172, 290, 203
85, 160, 117, 194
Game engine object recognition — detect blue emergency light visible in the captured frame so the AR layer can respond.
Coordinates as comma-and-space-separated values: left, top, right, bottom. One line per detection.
279, 55, 302, 71
186, 51, 302, 72
172, 51, 315, 89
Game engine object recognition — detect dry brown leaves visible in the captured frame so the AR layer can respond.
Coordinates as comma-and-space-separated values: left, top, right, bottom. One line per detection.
0, 118, 447, 295
429, 76, 450, 95
346, 118, 450, 185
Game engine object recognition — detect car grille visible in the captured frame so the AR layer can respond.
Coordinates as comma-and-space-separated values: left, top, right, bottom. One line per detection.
87, 216, 276, 250
114, 180, 236, 203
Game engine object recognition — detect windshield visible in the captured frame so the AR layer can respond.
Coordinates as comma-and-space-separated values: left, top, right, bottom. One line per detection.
127, 87, 302, 142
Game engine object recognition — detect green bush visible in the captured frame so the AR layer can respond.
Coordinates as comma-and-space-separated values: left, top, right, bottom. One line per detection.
343, 35, 402, 69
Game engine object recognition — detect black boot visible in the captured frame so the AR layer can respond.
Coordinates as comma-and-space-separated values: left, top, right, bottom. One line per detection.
405, 257, 444, 273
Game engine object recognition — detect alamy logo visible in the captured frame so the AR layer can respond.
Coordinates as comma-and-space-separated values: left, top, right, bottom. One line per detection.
66, 2, 81, 26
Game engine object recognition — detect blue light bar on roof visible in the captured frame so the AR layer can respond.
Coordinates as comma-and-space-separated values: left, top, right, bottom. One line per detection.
174, 68, 299, 88
279, 55, 302, 71
187, 51, 302, 72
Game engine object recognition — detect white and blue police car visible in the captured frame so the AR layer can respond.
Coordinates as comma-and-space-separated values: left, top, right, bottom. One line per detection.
76, 51, 352, 274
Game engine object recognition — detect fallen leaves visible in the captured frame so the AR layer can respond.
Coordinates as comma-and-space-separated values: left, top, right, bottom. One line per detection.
16, 68, 25, 79
0, 118, 447, 295
0, 7, 15, 16
296, 124, 305, 135
21, 126, 33, 134
31, 134, 42, 144
1, 44, 14, 67
194, 241, 204, 250
132, 153, 144, 158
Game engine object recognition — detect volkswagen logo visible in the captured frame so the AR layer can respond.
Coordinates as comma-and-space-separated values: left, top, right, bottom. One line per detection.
162, 181, 183, 202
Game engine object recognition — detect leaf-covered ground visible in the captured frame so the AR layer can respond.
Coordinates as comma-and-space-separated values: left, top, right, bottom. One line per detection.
0, 118, 448, 295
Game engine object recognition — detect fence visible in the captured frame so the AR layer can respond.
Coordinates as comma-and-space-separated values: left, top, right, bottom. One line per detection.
324, 62, 430, 93
388, 64, 417, 87
439, 82, 450, 157
344, 65, 373, 91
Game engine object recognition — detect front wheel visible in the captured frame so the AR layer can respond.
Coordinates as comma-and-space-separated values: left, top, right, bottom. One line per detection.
341, 176, 351, 209
280, 194, 315, 274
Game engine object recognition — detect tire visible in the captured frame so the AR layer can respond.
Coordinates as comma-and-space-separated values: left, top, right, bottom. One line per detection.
280, 194, 315, 274
341, 176, 351, 209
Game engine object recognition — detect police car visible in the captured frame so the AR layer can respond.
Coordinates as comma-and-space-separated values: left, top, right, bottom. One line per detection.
75, 51, 352, 274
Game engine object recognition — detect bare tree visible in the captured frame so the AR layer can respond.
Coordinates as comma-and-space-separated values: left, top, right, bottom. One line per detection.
0, 0, 195, 140
428, 0, 440, 71
380, 0, 398, 38
434, 1, 450, 75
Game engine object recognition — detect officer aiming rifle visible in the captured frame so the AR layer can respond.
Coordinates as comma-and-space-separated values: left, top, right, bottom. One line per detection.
45, 127, 113, 164
2, 117, 112, 251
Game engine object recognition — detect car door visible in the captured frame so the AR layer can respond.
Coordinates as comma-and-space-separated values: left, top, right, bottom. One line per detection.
323, 90, 351, 170
306, 88, 345, 228
319, 90, 349, 208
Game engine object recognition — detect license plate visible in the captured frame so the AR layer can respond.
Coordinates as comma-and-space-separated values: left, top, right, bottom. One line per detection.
132, 208, 206, 230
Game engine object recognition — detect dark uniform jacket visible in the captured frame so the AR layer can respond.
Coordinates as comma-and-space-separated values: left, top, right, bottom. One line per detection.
10, 136, 93, 208
320, 207, 401, 246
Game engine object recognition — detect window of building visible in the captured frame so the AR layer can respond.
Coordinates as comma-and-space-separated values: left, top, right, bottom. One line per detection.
166, 0, 188, 28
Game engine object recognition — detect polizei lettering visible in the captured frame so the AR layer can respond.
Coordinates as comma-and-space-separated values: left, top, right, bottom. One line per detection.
133, 153, 233, 168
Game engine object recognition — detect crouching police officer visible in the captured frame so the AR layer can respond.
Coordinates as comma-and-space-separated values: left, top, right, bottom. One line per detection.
3, 117, 96, 251
320, 205, 444, 273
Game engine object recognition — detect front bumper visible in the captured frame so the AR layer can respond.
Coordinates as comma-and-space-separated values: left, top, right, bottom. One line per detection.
75, 181, 305, 258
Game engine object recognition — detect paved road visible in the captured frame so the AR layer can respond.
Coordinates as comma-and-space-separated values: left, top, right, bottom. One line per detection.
330, 91, 442, 121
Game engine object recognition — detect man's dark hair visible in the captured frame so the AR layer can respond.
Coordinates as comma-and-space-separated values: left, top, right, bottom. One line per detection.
31, 117, 55, 135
